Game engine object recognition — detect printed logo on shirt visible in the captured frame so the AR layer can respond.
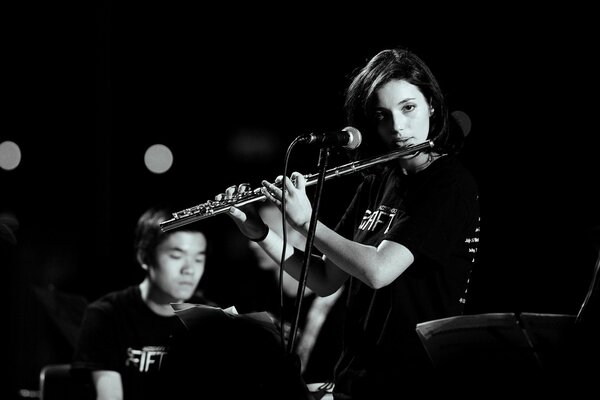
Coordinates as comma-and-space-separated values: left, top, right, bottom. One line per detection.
126, 346, 168, 373
358, 205, 398, 234
465, 217, 480, 262
460, 216, 481, 305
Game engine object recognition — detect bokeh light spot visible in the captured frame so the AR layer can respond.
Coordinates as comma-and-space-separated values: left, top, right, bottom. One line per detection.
0, 141, 22, 171
144, 144, 173, 174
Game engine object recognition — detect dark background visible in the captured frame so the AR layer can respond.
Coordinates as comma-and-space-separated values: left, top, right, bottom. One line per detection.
3, 2, 599, 397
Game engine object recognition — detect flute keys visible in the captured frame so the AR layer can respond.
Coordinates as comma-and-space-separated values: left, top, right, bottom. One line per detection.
224, 185, 238, 199
214, 192, 226, 201
237, 183, 251, 193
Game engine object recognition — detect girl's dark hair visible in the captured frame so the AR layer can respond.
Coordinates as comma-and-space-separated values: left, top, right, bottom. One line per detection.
134, 206, 209, 267
344, 46, 464, 161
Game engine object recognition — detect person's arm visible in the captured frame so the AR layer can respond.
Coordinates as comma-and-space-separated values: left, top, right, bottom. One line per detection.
305, 222, 414, 290
74, 303, 125, 400
248, 225, 347, 296
266, 172, 415, 290
92, 370, 123, 400
279, 268, 313, 298
229, 172, 415, 295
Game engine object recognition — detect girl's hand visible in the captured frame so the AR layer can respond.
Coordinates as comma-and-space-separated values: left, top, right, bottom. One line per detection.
261, 171, 312, 234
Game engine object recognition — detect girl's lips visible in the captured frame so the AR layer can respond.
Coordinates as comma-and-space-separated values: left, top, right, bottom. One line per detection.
393, 140, 410, 148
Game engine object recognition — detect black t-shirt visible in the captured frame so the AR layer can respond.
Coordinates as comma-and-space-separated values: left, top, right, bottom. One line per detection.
72, 285, 210, 399
333, 155, 480, 398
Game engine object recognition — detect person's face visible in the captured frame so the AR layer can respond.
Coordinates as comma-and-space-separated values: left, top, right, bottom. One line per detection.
373, 79, 432, 150
149, 231, 207, 302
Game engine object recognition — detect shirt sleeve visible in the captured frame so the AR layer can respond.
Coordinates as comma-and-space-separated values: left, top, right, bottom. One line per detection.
384, 172, 476, 265
72, 301, 122, 373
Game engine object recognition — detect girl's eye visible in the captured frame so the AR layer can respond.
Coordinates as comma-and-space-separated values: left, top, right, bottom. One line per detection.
402, 104, 416, 113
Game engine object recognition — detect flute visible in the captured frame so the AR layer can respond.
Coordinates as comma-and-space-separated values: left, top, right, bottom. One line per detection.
160, 140, 434, 232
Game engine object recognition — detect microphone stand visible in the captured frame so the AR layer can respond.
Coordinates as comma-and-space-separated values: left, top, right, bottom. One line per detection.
286, 146, 330, 354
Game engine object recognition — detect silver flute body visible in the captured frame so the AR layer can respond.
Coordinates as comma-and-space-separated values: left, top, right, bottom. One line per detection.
160, 140, 434, 232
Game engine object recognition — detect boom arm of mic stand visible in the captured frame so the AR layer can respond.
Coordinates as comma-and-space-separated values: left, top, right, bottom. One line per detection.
286, 146, 330, 354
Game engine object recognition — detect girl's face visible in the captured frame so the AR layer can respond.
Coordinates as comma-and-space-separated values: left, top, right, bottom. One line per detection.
148, 231, 207, 303
373, 79, 432, 150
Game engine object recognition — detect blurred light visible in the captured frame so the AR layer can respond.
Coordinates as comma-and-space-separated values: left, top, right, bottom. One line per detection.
0, 140, 22, 171
144, 144, 173, 174
228, 128, 281, 161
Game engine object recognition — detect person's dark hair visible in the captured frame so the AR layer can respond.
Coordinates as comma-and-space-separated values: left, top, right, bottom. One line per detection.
344, 46, 464, 161
134, 206, 208, 268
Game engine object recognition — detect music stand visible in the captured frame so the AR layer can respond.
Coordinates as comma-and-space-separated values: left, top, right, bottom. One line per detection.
415, 313, 541, 374
517, 312, 576, 370
416, 312, 587, 396
165, 303, 313, 400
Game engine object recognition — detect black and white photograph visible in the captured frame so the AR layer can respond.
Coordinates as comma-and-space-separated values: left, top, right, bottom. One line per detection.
3, 2, 598, 399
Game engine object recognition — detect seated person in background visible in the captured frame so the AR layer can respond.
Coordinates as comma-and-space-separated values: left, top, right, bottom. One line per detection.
157, 203, 316, 400
72, 206, 217, 400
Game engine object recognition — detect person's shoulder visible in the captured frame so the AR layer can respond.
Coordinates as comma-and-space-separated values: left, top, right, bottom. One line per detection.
436, 155, 476, 183
87, 285, 139, 311
425, 156, 479, 201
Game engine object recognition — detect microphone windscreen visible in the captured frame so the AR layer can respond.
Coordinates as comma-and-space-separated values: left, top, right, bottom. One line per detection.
343, 126, 362, 150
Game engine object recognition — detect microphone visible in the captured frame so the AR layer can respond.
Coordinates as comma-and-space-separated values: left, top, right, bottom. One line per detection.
297, 126, 362, 150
